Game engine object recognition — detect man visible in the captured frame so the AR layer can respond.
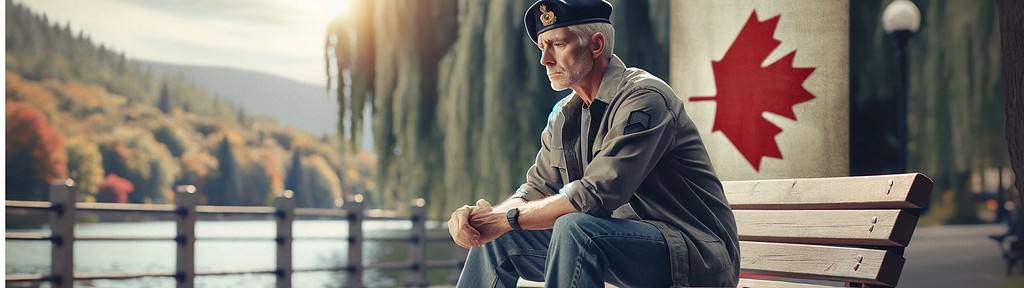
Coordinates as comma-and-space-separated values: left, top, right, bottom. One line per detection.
449, 1, 739, 287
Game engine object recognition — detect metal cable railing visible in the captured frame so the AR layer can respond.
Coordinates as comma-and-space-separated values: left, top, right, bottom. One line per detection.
5, 179, 469, 288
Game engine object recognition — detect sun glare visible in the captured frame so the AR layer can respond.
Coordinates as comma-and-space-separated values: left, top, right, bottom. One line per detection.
331, 0, 350, 19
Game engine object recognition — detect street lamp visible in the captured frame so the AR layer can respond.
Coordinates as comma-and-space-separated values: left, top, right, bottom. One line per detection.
882, 0, 920, 173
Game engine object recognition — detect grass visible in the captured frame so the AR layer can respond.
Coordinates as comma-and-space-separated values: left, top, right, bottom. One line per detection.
998, 277, 1024, 288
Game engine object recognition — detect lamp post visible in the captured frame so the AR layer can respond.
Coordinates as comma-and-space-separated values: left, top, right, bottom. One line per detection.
882, 0, 921, 173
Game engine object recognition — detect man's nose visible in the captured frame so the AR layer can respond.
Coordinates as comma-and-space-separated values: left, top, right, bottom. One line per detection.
540, 48, 555, 67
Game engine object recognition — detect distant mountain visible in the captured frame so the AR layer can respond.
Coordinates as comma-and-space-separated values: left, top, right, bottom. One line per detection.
143, 61, 338, 135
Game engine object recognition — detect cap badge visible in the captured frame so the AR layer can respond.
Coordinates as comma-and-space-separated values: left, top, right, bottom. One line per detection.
539, 4, 557, 26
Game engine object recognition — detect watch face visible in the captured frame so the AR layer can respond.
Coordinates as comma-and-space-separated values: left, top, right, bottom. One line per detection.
506, 208, 520, 230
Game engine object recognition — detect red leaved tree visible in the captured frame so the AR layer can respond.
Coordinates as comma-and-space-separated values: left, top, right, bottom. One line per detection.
6, 100, 67, 200
98, 174, 135, 203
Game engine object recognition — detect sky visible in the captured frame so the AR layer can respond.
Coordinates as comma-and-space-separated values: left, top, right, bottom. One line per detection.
17, 0, 348, 86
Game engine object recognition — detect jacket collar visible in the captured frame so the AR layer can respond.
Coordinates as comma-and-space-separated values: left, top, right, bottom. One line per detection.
561, 54, 626, 124
594, 54, 627, 104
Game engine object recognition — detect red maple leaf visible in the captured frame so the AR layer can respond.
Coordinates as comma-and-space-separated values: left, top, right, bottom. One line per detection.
689, 10, 816, 171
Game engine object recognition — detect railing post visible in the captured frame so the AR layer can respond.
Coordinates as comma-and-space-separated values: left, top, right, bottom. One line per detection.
50, 179, 75, 288
274, 190, 295, 288
406, 198, 427, 287
345, 194, 364, 287
175, 185, 198, 288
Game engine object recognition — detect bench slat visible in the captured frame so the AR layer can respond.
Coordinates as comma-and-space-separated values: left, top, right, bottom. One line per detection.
516, 278, 620, 287
738, 278, 841, 288
735, 209, 918, 246
725, 173, 932, 210
739, 241, 904, 287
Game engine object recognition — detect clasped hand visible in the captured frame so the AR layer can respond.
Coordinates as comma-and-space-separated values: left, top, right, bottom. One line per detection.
447, 199, 512, 248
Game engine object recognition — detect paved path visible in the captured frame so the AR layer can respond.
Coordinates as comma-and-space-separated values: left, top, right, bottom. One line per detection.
901, 224, 1010, 288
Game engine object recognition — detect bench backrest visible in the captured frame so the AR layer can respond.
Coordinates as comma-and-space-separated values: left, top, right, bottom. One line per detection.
728, 173, 933, 287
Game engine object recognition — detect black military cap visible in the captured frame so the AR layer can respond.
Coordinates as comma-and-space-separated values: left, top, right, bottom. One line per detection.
524, 0, 613, 44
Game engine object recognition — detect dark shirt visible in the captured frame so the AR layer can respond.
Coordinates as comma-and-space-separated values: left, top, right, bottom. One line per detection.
581, 100, 640, 220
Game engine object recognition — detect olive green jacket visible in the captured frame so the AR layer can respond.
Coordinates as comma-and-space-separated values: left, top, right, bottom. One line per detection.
512, 55, 740, 287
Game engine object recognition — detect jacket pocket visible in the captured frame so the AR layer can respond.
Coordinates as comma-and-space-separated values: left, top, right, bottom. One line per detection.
690, 238, 735, 287
550, 149, 569, 184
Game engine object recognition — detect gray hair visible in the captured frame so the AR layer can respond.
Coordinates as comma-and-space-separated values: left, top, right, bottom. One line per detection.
567, 22, 615, 60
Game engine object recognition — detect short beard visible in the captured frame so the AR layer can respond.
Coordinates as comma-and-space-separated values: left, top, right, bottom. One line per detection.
550, 51, 593, 92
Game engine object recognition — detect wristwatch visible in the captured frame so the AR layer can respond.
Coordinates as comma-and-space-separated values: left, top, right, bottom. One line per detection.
505, 208, 522, 230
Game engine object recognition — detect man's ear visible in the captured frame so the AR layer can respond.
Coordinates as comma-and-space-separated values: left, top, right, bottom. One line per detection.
590, 32, 605, 60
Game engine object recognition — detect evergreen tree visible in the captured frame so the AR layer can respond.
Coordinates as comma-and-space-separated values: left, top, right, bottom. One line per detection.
210, 137, 243, 205
237, 105, 248, 126
158, 82, 172, 114
284, 149, 310, 207
5, 1, 239, 118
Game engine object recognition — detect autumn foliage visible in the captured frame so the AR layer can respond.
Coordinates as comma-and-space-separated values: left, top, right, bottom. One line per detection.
3, 1, 359, 208
6, 100, 67, 200
98, 174, 135, 203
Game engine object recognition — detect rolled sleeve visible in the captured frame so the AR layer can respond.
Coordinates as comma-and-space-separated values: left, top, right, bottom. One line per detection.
562, 90, 677, 217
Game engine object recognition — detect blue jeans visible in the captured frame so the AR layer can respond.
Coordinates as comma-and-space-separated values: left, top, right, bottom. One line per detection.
456, 213, 672, 288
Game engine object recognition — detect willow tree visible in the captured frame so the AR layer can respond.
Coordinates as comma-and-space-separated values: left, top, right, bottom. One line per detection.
327, 0, 458, 212
438, 0, 562, 218
327, 0, 671, 217
608, 0, 671, 80
908, 1, 1008, 223
435, 0, 488, 217
326, 1, 375, 155
853, 1, 1009, 223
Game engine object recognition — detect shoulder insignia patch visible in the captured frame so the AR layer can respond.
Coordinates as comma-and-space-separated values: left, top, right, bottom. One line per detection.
623, 110, 651, 134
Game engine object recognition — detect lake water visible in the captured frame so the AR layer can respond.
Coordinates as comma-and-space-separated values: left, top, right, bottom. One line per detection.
6, 219, 464, 287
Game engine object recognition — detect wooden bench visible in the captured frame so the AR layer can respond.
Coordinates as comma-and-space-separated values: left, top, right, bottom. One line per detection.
518, 173, 933, 287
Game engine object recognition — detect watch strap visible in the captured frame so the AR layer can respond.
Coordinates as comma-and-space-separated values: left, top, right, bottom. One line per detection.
506, 208, 522, 230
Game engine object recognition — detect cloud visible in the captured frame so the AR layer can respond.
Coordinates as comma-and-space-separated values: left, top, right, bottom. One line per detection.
17, 0, 337, 85
112, 0, 304, 25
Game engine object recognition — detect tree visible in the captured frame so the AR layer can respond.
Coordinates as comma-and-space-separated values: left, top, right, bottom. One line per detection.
65, 137, 104, 201
209, 136, 243, 205
179, 152, 217, 192
6, 100, 67, 200
158, 82, 172, 114
325, 0, 672, 217
326, 1, 375, 154
304, 155, 342, 208
608, 0, 671, 79
285, 149, 310, 207
236, 105, 248, 127
1001, 0, 1024, 203
6, 1, 240, 119
99, 142, 141, 189
92, 126, 181, 204
851, 1, 1011, 224
244, 149, 284, 205
145, 146, 181, 203
97, 174, 134, 203
153, 124, 189, 157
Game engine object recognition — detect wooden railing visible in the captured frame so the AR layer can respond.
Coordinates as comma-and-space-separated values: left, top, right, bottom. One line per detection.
5, 179, 468, 288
